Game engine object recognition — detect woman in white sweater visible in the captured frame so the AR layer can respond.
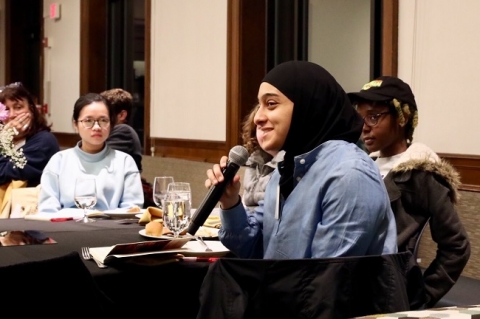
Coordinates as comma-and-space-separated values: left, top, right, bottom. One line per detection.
38, 93, 143, 213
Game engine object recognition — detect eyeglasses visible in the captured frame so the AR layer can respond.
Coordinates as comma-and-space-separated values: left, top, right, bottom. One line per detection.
0, 82, 22, 93
78, 118, 110, 129
362, 112, 391, 127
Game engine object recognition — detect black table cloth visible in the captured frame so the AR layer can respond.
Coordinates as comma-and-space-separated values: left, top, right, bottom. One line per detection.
0, 219, 211, 317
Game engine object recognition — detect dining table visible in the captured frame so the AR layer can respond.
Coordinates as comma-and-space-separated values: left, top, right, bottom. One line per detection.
1, 216, 428, 318
353, 304, 480, 318
0, 217, 217, 317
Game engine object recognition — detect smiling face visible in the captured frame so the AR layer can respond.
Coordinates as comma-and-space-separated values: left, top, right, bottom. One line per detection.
356, 101, 408, 157
254, 82, 293, 156
74, 101, 111, 154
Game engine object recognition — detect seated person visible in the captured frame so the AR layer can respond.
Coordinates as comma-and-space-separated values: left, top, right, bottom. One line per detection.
348, 76, 470, 308
241, 104, 284, 212
206, 61, 397, 259
38, 93, 143, 212
101, 88, 155, 208
101, 88, 143, 172
0, 83, 59, 187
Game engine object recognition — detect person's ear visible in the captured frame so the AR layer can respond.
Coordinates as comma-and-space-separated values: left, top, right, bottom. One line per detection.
73, 120, 79, 133
119, 110, 128, 122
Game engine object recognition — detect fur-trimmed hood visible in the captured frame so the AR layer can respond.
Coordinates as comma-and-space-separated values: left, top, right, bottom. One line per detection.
370, 143, 461, 203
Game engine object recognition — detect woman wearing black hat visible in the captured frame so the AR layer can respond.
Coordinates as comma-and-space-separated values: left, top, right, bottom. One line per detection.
349, 76, 470, 308
205, 61, 397, 259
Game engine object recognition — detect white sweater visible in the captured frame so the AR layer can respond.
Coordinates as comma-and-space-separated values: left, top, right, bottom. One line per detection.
38, 142, 143, 212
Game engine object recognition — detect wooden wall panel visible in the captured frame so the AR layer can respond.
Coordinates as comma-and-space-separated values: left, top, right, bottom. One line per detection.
80, 0, 107, 94
440, 154, 480, 192
143, 0, 152, 155
53, 132, 78, 149
381, 0, 399, 76
150, 138, 226, 163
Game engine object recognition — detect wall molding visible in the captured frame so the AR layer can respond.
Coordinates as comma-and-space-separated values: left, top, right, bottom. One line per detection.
150, 138, 227, 163
53, 132, 79, 149
52, 132, 480, 192
53, 132, 226, 162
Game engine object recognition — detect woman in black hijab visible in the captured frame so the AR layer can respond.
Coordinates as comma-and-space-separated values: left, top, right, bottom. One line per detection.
263, 61, 364, 199
206, 61, 397, 259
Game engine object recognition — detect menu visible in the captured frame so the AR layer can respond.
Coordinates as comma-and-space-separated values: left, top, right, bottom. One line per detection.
89, 237, 191, 264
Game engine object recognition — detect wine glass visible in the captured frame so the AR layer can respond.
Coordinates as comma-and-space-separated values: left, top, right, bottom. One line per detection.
153, 176, 174, 209
74, 177, 97, 223
164, 182, 192, 238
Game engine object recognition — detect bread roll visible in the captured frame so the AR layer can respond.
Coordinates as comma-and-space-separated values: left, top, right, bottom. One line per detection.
127, 206, 141, 213
145, 219, 164, 237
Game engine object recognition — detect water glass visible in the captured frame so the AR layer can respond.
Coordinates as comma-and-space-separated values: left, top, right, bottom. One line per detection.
164, 182, 192, 237
167, 182, 192, 214
153, 176, 174, 209
74, 177, 97, 223
163, 190, 191, 238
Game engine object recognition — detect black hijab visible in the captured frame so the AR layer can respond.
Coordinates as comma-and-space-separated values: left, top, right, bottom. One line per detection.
262, 61, 363, 198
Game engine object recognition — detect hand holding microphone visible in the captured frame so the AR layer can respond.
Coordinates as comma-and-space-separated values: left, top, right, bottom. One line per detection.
206, 157, 241, 209
187, 146, 249, 236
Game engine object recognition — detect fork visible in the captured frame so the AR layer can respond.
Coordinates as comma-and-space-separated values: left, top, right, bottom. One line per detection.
195, 236, 212, 252
81, 246, 107, 268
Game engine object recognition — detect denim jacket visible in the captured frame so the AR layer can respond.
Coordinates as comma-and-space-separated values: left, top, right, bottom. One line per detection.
219, 140, 397, 259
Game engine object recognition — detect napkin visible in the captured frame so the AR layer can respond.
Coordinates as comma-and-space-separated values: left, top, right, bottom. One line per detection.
138, 206, 163, 225
204, 215, 221, 228
25, 209, 108, 221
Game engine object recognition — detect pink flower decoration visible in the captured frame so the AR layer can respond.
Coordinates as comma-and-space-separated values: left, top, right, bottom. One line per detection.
0, 102, 8, 121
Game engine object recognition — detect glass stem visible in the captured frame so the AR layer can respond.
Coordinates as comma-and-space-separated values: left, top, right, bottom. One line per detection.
83, 205, 88, 222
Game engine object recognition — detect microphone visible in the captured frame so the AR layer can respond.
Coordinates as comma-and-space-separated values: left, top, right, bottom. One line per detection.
187, 145, 249, 236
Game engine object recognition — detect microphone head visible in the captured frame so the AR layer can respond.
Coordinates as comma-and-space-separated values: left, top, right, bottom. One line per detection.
229, 145, 249, 166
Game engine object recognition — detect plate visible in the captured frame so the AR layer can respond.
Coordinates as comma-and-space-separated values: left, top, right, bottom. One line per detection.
139, 226, 219, 240
103, 208, 146, 218
138, 229, 190, 240
181, 240, 229, 257
137, 229, 229, 256
135, 213, 143, 219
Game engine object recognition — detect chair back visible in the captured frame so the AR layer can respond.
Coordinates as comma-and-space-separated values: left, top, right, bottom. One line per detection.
0, 252, 114, 314
9, 185, 40, 218
0, 180, 28, 218
197, 251, 420, 319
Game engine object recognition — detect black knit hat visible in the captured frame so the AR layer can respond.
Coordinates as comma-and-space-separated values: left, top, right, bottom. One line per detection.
347, 76, 417, 111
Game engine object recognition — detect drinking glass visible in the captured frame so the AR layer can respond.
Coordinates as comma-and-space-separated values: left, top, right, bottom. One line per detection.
74, 177, 97, 223
164, 182, 192, 237
153, 176, 174, 209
